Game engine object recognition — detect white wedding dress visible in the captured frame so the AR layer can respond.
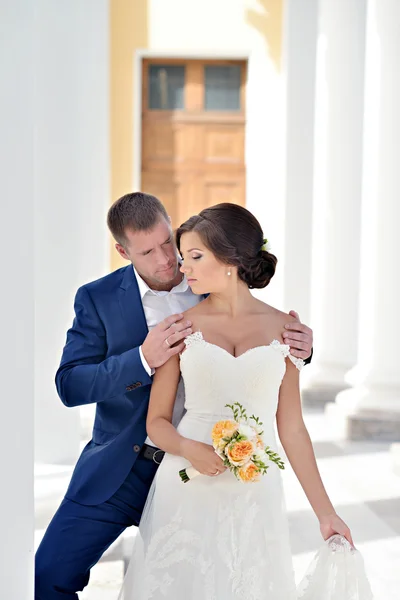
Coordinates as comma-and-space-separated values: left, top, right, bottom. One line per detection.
118, 332, 373, 600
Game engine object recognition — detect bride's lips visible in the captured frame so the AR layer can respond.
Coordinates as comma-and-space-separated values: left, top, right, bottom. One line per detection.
187, 278, 197, 285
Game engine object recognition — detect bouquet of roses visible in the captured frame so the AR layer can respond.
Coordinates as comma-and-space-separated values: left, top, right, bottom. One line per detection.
179, 402, 285, 483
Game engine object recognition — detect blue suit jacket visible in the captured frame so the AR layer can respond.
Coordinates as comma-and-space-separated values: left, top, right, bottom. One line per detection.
56, 266, 155, 505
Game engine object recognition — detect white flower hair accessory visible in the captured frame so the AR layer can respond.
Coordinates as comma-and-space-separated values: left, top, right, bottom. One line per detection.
261, 238, 272, 252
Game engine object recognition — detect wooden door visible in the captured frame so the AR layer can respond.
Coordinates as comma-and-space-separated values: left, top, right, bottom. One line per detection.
141, 59, 246, 228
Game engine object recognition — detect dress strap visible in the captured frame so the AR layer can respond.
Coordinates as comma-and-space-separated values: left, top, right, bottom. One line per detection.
270, 339, 304, 371
183, 331, 204, 348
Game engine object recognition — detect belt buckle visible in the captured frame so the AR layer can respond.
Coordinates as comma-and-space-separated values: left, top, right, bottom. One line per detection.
152, 449, 163, 465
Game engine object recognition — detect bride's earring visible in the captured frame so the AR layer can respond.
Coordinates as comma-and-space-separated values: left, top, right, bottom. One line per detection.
227, 270, 231, 276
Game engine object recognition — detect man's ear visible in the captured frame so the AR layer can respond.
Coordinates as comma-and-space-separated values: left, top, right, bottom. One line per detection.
115, 243, 130, 261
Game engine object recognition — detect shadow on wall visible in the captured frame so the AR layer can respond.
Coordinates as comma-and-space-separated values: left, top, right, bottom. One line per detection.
245, 0, 283, 70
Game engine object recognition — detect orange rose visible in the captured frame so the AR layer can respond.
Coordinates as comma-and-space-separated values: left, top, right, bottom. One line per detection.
226, 440, 255, 466
237, 462, 262, 483
211, 420, 238, 446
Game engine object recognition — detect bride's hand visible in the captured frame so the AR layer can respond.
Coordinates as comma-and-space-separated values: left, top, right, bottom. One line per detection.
181, 439, 226, 477
319, 513, 355, 547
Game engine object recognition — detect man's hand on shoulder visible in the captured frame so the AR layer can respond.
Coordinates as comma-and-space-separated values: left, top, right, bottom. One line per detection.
141, 313, 193, 369
282, 310, 313, 361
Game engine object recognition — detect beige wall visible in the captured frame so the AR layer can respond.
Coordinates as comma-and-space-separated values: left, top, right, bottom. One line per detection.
110, 0, 148, 270
110, 0, 286, 307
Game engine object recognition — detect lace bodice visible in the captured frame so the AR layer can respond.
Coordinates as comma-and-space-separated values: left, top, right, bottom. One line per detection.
180, 331, 303, 427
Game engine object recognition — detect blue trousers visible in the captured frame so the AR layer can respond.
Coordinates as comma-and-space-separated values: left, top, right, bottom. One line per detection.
35, 454, 159, 599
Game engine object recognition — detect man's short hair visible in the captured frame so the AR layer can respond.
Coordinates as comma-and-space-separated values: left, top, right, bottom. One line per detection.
107, 192, 169, 245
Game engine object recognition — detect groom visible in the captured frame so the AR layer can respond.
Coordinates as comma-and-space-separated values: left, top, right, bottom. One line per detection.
35, 192, 314, 599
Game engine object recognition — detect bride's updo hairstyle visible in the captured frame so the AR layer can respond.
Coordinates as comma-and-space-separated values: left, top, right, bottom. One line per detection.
176, 203, 277, 289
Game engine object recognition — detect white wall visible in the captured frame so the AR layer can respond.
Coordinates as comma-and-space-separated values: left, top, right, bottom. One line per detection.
34, 1, 110, 463
0, 2, 35, 597
148, 0, 286, 307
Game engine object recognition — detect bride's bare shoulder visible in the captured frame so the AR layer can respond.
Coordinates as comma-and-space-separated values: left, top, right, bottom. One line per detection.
256, 299, 292, 320
256, 300, 296, 340
182, 298, 210, 331
183, 298, 209, 318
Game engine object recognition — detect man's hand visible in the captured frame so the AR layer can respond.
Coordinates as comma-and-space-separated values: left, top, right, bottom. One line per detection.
282, 310, 313, 360
142, 314, 192, 369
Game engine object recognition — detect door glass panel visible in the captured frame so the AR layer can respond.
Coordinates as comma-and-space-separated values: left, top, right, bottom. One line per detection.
205, 65, 241, 111
148, 65, 185, 110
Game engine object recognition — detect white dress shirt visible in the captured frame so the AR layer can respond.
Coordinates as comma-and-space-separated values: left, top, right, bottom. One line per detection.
134, 267, 202, 447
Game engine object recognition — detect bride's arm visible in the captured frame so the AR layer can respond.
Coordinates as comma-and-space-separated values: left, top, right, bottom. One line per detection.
276, 359, 354, 544
146, 355, 226, 476
146, 354, 183, 455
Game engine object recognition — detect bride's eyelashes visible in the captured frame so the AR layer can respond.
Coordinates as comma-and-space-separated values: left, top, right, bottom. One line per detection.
180, 254, 203, 261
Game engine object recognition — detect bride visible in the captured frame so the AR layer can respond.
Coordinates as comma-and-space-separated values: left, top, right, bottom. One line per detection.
118, 202, 354, 600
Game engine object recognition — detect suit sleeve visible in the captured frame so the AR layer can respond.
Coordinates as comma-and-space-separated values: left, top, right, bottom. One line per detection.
304, 348, 313, 366
55, 286, 153, 407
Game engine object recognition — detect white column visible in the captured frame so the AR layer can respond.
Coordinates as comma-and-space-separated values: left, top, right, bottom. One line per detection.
0, 2, 34, 598
302, 0, 367, 406
329, 0, 400, 440
282, 0, 318, 324
34, 0, 110, 464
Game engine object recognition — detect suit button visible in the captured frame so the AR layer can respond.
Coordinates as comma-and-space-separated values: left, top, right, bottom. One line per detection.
133, 444, 141, 453
133, 382, 142, 389
126, 385, 133, 391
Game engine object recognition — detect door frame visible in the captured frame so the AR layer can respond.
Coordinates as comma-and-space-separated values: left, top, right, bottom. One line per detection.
132, 49, 251, 192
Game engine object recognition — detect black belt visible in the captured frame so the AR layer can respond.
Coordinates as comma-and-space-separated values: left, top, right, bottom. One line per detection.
140, 443, 165, 465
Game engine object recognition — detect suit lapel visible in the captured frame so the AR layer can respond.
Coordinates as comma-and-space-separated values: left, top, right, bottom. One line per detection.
118, 266, 148, 347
